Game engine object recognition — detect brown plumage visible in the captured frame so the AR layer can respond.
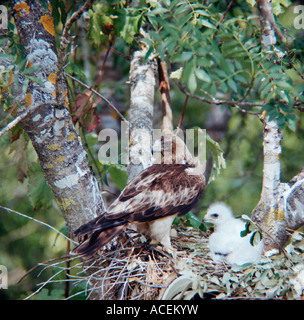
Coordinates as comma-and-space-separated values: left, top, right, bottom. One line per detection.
72, 134, 212, 258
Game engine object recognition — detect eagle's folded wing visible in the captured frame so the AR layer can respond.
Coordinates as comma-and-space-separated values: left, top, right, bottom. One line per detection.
105, 164, 206, 222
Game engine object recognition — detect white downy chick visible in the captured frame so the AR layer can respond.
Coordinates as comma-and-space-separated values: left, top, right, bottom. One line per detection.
203, 202, 263, 265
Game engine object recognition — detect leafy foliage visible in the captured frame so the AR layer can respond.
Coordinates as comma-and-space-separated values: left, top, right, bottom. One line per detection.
1, 0, 304, 300
80, 0, 303, 132
27, 163, 54, 210
240, 214, 263, 247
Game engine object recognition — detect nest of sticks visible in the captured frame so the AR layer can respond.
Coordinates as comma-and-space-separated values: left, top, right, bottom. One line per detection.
78, 223, 304, 300
24, 223, 304, 300
80, 225, 220, 300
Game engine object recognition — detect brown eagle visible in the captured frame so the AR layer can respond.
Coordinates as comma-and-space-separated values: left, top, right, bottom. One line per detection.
72, 134, 212, 258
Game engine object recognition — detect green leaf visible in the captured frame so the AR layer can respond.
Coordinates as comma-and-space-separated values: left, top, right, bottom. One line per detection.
298, 94, 304, 102
162, 276, 193, 300
286, 117, 297, 132
188, 72, 197, 94
267, 108, 279, 122
25, 75, 44, 86
227, 78, 238, 93
277, 113, 286, 130
219, 81, 228, 94
262, 103, 274, 112
240, 221, 251, 238
200, 19, 216, 29
170, 67, 183, 80
172, 51, 193, 63
215, 69, 227, 79
195, 68, 211, 82
250, 231, 262, 246
194, 9, 210, 17
260, 82, 274, 99
206, 134, 226, 180
23, 65, 42, 75
234, 73, 248, 84
295, 83, 304, 95
186, 211, 202, 229
28, 163, 54, 210
109, 165, 128, 191
276, 81, 292, 90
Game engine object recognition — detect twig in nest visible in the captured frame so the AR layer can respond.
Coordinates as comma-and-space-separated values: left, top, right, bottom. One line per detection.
17, 255, 78, 284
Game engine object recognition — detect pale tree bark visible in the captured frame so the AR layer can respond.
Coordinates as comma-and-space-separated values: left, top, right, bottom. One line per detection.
252, 118, 304, 254
8, 0, 104, 235
252, 1, 304, 255
127, 31, 158, 181
256, 0, 285, 51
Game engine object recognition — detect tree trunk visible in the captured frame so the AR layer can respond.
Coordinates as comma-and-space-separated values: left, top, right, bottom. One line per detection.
127, 33, 158, 181
251, 117, 304, 254
252, 1, 304, 254
9, 0, 104, 234
251, 117, 284, 249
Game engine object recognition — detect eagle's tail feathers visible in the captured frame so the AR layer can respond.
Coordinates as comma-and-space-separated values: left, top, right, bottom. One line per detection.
72, 225, 126, 258
74, 215, 127, 237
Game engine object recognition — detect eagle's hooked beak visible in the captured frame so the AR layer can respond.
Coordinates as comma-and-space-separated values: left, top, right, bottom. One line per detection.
203, 212, 219, 223
202, 215, 210, 223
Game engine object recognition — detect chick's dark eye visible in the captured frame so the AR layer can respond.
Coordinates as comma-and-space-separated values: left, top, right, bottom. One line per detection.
211, 213, 219, 218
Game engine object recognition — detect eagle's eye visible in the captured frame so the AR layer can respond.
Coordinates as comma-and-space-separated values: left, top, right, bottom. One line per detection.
211, 213, 219, 218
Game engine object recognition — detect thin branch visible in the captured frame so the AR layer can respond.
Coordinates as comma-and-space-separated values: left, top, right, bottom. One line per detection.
234, 104, 260, 115
94, 38, 115, 90
177, 80, 303, 115
17, 255, 76, 284
0, 206, 77, 244
158, 59, 173, 133
177, 82, 264, 108
57, 0, 93, 67
219, 0, 233, 24
65, 240, 71, 298
25, 268, 65, 300
177, 94, 189, 131
65, 72, 128, 123
110, 47, 130, 61
0, 102, 56, 138
71, 39, 115, 122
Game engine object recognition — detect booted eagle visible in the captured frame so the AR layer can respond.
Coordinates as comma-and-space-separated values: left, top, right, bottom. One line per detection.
73, 134, 212, 258
204, 202, 264, 265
